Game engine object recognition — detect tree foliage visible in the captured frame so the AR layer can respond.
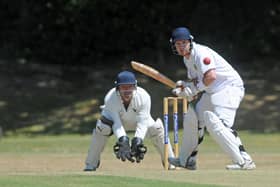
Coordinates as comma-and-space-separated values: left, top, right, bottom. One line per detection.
0, 0, 279, 64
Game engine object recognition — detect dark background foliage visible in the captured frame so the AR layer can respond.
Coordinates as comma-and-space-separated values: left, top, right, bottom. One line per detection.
0, 0, 279, 134
1, 0, 279, 64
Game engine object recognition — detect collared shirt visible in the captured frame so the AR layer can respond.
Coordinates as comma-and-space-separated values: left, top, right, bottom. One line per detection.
183, 42, 243, 93
101, 86, 154, 139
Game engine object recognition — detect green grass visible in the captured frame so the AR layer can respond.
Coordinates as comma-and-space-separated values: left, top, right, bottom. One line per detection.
0, 135, 89, 154
2, 131, 279, 154
0, 175, 221, 187
0, 132, 279, 187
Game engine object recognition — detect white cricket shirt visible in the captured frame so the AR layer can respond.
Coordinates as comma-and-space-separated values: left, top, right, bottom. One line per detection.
183, 42, 243, 93
101, 86, 155, 139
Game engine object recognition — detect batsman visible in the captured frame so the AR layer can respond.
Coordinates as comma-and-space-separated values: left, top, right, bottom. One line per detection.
168, 27, 256, 170
84, 71, 175, 171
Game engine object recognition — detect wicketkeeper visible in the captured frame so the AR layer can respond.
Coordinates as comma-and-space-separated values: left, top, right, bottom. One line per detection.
84, 71, 175, 171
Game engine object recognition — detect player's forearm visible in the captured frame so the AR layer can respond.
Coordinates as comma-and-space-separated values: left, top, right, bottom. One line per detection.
110, 113, 127, 138
113, 125, 127, 139
134, 125, 148, 140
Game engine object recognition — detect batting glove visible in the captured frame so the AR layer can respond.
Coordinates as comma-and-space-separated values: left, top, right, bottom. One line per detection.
172, 81, 199, 99
175, 80, 188, 88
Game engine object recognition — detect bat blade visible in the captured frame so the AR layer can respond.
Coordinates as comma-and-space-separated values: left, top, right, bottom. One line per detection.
131, 61, 176, 88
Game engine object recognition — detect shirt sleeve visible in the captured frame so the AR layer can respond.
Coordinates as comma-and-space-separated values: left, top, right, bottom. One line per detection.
197, 49, 216, 75
109, 111, 127, 138
134, 91, 152, 140
102, 91, 127, 139
195, 49, 216, 91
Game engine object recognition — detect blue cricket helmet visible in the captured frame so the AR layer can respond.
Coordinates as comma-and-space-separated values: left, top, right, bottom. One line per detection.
170, 27, 194, 55
170, 27, 194, 43
115, 71, 137, 86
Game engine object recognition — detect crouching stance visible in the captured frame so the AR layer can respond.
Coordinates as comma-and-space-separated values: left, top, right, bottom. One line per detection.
84, 71, 174, 171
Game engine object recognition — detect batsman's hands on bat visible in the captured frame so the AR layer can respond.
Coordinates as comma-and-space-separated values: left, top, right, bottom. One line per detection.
113, 136, 135, 162
130, 137, 147, 163
172, 80, 199, 100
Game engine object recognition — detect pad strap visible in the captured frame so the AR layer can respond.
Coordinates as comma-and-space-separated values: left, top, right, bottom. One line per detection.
100, 116, 113, 127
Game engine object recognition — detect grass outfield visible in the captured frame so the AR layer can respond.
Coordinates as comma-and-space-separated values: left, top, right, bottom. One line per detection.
0, 132, 279, 187
0, 175, 221, 187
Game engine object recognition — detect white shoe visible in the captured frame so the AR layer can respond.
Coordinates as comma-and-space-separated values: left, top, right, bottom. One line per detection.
226, 160, 256, 170
168, 164, 176, 170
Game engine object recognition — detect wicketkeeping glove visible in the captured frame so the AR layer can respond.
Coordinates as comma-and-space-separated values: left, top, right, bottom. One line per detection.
131, 137, 147, 163
113, 136, 135, 162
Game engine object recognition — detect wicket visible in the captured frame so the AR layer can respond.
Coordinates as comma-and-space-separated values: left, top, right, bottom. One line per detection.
163, 97, 187, 170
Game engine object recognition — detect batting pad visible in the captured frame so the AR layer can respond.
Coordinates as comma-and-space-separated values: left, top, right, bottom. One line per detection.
204, 111, 245, 165
147, 118, 175, 161
179, 106, 199, 165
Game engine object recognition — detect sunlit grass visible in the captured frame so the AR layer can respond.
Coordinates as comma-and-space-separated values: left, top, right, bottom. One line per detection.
0, 132, 279, 187
0, 175, 222, 187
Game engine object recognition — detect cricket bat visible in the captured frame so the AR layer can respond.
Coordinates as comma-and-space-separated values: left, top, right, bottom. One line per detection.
131, 61, 176, 88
